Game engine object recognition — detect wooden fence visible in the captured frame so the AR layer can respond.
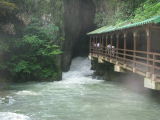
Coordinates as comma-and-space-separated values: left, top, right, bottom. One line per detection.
90, 45, 160, 80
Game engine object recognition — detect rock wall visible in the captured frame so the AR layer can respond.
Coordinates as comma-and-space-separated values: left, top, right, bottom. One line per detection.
62, 0, 95, 71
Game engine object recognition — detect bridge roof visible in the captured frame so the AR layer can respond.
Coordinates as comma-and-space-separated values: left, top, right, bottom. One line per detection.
87, 16, 160, 35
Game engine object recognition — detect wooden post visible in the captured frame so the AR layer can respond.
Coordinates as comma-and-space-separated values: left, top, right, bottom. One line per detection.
102, 35, 104, 56
153, 54, 155, 74
116, 34, 119, 60
111, 34, 113, 46
146, 27, 151, 73
97, 35, 100, 55
110, 34, 113, 58
89, 36, 92, 54
106, 35, 108, 46
93, 36, 96, 54
95, 36, 98, 54
133, 32, 137, 72
100, 35, 103, 56
106, 35, 108, 57
124, 33, 127, 63
99, 35, 101, 56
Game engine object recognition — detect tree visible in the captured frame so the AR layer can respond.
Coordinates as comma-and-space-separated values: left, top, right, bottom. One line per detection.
0, 19, 62, 81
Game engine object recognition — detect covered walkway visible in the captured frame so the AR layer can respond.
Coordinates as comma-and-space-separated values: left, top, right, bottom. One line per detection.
88, 16, 160, 90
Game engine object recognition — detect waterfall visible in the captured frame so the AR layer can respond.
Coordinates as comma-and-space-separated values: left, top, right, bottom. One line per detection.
62, 57, 103, 84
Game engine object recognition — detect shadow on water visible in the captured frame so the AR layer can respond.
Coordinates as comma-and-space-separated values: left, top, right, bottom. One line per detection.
107, 72, 160, 104
148, 90, 160, 104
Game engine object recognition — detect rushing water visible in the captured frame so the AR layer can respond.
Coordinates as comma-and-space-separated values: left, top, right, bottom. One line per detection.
0, 57, 160, 120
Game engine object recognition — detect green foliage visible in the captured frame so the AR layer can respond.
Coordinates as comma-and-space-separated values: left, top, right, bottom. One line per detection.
8, 0, 64, 37
0, 20, 62, 81
94, 0, 137, 27
11, 0, 40, 14
133, 0, 160, 21
94, 0, 160, 27
50, 0, 64, 28
0, 0, 64, 82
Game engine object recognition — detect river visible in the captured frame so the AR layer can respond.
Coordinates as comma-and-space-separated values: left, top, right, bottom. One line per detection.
0, 57, 160, 120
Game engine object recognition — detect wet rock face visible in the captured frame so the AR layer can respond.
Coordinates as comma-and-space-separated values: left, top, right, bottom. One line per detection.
62, 0, 95, 71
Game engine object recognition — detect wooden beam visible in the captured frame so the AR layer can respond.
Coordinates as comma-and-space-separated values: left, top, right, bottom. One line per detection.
102, 35, 104, 47
89, 36, 92, 54
106, 35, 108, 46
153, 54, 155, 74
146, 27, 151, 73
150, 25, 160, 30
116, 34, 119, 60
110, 34, 113, 58
95, 36, 98, 54
105, 35, 108, 57
111, 34, 113, 46
133, 32, 137, 69
93, 36, 95, 46
100, 35, 104, 55
124, 33, 127, 62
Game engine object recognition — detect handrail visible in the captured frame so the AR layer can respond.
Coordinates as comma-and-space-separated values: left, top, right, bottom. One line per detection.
90, 46, 160, 78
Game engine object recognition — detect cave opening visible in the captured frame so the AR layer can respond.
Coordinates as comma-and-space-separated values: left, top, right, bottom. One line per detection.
63, 0, 96, 71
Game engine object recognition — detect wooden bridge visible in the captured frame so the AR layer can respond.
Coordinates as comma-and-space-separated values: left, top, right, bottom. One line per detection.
87, 16, 160, 90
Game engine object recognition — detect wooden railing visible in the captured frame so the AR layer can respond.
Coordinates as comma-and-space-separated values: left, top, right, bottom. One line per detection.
90, 46, 160, 79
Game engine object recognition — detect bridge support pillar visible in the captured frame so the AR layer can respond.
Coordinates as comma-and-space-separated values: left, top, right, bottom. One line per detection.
114, 63, 124, 72
88, 54, 94, 60
152, 74, 157, 81
144, 73, 160, 90
144, 77, 160, 90
146, 72, 151, 78
88, 54, 92, 60
110, 59, 114, 63
133, 67, 136, 73
105, 57, 109, 62
123, 64, 127, 69
98, 56, 104, 63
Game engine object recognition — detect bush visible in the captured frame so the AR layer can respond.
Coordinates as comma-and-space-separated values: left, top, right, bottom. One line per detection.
0, 20, 62, 81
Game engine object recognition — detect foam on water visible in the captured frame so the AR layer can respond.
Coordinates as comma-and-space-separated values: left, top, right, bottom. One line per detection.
0, 96, 15, 105
16, 90, 40, 96
0, 112, 31, 120
62, 57, 104, 84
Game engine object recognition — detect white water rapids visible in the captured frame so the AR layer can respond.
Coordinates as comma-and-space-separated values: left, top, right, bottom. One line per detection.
0, 57, 160, 120
62, 57, 103, 84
